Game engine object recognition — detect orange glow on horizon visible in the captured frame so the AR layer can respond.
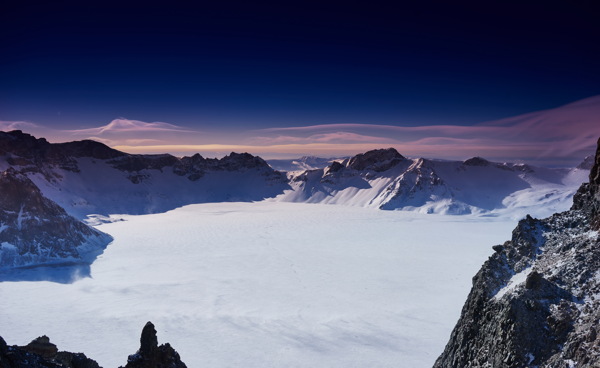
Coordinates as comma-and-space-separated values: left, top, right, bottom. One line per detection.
112, 142, 554, 161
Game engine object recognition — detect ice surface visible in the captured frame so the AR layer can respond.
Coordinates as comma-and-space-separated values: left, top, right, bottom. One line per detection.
0, 202, 515, 367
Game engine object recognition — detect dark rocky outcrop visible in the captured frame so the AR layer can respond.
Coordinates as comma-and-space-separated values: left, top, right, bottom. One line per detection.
576, 155, 595, 171
0, 130, 284, 183
108, 154, 179, 173
0, 323, 185, 368
0, 130, 125, 174
434, 138, 600, 367
462, 156, 491, 166
0, 168, 111, 270
345, 148, 405, 172
0, 334, 99, 368
172, 151, 279, 181
120, 322, 187, 368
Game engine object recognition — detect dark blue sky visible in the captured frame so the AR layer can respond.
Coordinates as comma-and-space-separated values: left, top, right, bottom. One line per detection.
1, 1, 599, 130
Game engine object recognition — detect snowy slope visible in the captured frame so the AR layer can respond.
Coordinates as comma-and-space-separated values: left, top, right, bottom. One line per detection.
267, 156, 346, 172
27, 156, 289, 220
275, 149, 588, 218
0, 202, 517, 368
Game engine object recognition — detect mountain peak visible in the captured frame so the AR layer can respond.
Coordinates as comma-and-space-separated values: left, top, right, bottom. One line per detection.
346, 148, 405, 172
219, 152, 270, 170
463, 156, 490, 166
576, 155, 594, 170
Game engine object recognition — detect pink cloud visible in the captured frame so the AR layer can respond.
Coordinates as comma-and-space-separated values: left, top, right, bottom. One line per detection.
250, 131, 397, 145
68, 118, 194, 135
251, 97, 600, 164
0, 120, 41, 131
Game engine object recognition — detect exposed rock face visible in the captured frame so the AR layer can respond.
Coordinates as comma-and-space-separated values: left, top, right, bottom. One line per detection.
0, 168, 111, 270
434, 138, 600, 367
173, 151, 278, 181
120, 322, 187, 368
346, 148, 405, 172
576, 155, 595, 170
0, 130, 125, 174
0, 334, 99, 368
463, 156, 491, 166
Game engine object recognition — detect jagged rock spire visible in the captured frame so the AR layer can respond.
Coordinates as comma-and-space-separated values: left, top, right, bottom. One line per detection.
139, 322, 158, 355
121, 322, 187, 368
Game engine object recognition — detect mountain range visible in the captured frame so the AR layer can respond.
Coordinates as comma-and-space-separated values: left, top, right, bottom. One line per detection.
0, 129, 591, 273
277, 149, 589, 216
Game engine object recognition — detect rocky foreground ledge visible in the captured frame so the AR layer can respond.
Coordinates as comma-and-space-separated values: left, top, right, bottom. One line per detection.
434, 139, 600, 367
0, 322, 186, 368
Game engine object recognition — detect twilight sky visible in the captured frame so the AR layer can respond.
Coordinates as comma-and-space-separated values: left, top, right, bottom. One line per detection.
1, 2, 599, 165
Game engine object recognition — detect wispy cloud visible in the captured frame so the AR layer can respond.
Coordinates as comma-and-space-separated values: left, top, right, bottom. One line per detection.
2, 96, 599, 165
63, 118, 210, 148
0, 120, 41, 131
245, 98, 600, 164
250, 132, 397, 145
67, 118, 194, 135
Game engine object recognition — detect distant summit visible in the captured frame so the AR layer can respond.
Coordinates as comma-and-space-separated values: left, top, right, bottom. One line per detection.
463, 157, 490, 166
346, 148, 405, 172
577, 155, 595, 170
280, 148, 587, 216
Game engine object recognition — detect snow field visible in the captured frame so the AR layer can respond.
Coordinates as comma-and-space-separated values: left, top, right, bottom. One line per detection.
0, 202, 515, 367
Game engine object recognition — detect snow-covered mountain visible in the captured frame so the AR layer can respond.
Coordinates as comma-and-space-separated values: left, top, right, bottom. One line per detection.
0, 167, 111, 270
266, 156, 346, 172
275, 148, 588, 217
0, 130, 289, 220
0, 130, 288, 273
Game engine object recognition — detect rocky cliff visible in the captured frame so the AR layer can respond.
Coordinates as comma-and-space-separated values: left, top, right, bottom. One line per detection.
0, 168, 111, 270
434, 139, 600, 367
0, 322, 185, 368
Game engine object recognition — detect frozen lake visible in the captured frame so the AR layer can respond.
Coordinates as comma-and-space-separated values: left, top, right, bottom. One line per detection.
0, 202, 516, 367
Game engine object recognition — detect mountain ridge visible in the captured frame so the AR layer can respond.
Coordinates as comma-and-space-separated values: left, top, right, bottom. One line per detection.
433, 138, 600, 367
278, 148, 587, 217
